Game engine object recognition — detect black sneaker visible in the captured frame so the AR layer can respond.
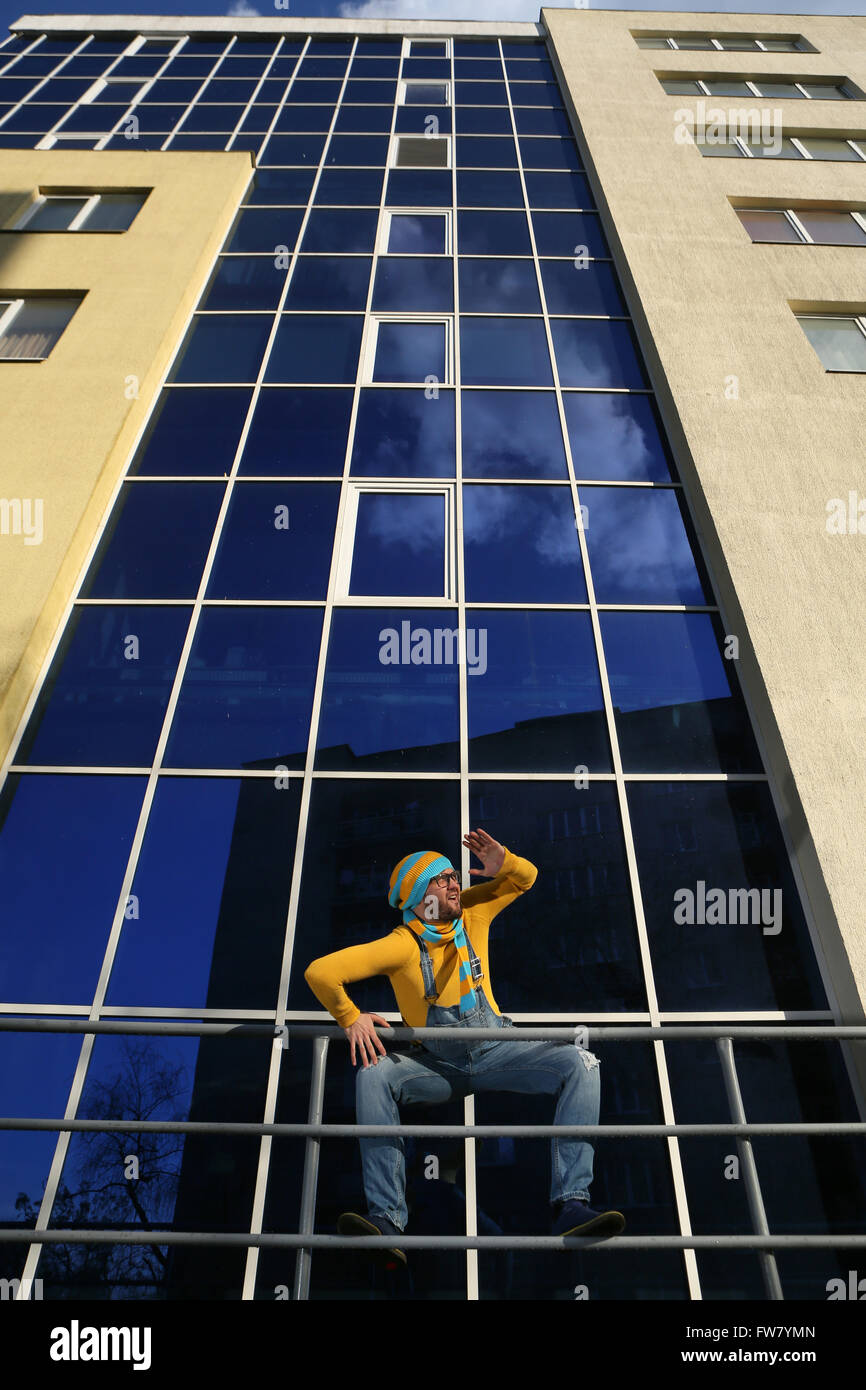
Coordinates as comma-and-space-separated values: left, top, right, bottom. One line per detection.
552, 1199, 625, 1240
337, 1211, 408, 1265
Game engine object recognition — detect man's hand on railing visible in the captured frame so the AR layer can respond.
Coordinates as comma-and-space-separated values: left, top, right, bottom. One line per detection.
344, 1013, 391, 1068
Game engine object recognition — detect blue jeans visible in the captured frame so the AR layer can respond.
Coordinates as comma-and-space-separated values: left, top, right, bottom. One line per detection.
355, 988, 601, 1232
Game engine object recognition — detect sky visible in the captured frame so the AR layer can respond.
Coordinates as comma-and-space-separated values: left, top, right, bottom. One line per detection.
1, 0, 862, 42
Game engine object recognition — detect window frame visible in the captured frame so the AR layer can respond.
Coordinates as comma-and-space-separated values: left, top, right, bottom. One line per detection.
378, 207, 452, 256
361, 312, 455, 387
795, 312, 866, 372
0, 294, 81, 361
402, 37, 452, 60
12, 190, 146, 232
398, 77, 451, 107
389, 131, 452, 169
734, 204, 866, 245
694, 130, 866, 162
635, 32, 812, 54
661, 73, 856, 101
334, 479, 457, 602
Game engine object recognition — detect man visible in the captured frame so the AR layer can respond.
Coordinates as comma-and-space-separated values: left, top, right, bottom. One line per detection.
304, 827, 625, 1263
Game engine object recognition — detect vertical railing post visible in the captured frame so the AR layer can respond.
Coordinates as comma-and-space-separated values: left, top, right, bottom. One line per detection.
715, 1036, 784, 1301
292, 1035, 329, 1301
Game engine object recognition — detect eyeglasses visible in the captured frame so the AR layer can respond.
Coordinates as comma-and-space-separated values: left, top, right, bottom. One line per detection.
428, 870, 460, 888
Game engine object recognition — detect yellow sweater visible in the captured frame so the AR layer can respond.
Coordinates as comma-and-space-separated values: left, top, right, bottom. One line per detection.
304, 847, 538, 1028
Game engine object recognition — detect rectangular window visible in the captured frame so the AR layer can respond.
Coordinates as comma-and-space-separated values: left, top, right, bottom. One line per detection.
735, 205, 866, 245
380, 209, 451, 255
363, 314, 453, 386
635, 31, 813, 54
796, 314, 866, 372
0, 295, 82, 360
14, 190, 147, 232
335, 482, 456, 600
404, 38, 450, 59
391, 134, 451, 168
400, 79, 450, 106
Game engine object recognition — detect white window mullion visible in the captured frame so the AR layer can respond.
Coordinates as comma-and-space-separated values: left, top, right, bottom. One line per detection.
67, 194, 100, 231
784, 209, 812, 243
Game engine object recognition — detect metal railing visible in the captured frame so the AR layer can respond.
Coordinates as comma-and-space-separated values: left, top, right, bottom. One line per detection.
1, 1017, 865, 1302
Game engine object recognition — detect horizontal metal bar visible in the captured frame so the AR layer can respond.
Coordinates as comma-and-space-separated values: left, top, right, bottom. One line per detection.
0, 1019, 865, 1041
2, 1230, 866, 1251
2, 1118, 865, 1138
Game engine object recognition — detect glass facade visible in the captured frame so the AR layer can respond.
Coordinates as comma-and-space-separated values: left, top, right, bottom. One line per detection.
1, 25, 864, 1303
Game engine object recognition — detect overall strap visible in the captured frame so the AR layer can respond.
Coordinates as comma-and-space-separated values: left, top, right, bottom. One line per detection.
413, 928, 483, 1003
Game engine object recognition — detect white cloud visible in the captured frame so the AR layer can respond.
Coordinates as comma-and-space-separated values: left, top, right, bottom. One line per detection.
228, 0, 262, 15
339, 0, 538, 19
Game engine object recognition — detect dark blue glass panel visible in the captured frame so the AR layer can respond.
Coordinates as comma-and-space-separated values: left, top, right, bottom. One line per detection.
372, 257, 454, 312
226, 206, 303, 252
105, 776, 301, 1007
0, 104, 68, 131
165, 608, 323, 769
343, 79, 397, 104
334, 104, 394, 133
300, 207, 378, 252
394, 105, 452, 135
244, 167, 315, 204
467, 611, 610, 772
296, 57, 349, 79
197, 78, 258, 103
402, 58, 450, 79
0, 133, 42, 146
350, 492, 445, 597
201, 256, 286, 311
182, 102, 244, 132
164, 57, 218, 77
286, 79, 342, 103
217, 56, 270, 76
325, 134, 389, 166
349, 57, 401, 77
316, 608, 460, 771
551, 320, 647, 389
19, 76, 90, 100
0, 79, 39, 101
259, 134, 326, 165
519, 136, 581, 170
140, 78, 203, 104
563, 394, 674, 482
266, 315, 363, 383
91, 80, 146, 104
386, 211, 447, 254
459, 258, 541, 312
16, 608, 190, 767
628, 781, 827, 1011
0, 774, 145, 1002
354, 39, 402, 55
468, 780, 645, 1012
464, 485, 586, 603
457, 170, 524, 207
307, 40, 353, 56
0, 1033, 81, 1225
454, 106, 513, 134
532, 211, 608, 257
235, 104, 279, 133
165, 134, 229, 151
454, 58, 503, 78
540, 260, 625, 315
171, 316, 272, 384
454, 40, 500, 56
524, 171, 595, 208
455, 81, 507, 105
241, 388, 353, 476
513, 107, 571, 135
506, 55, 555, 77
81, 482, 224, 599
374, 321, 446, 384
207, 482, 339, 599
457, 209, 532, 255
461, 318, 553, 386
351, 389, 455, 477
273, 103, 333, 132
315, 165, 384, 204
510, 82, 564, 108
384, 169, 453, 207
285, 256, 372, 310
456, 135, 517, 167
582, 486, 710, 603
287, 778, 461, 1010
602, 610, 762, 772
123, 105, 185, 133
461, 390, 567, 479
56, 104, 128, 131
130, 389, 251, 478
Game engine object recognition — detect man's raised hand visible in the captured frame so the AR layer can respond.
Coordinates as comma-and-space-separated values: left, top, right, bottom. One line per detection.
344, 1012, 391, 1068
463, 827, 506, 878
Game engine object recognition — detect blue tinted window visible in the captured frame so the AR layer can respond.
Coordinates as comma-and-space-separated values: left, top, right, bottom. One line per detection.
372, 257, 454, 312
226, 206, 303, 253
461, 390, 567, 479
143, 78, 205, 103
352, 389, 456, 477
130, 388, 252, 477
273, 104, 334, 132
259, 134, 326, 165
461, 318, 552, 386
56, 104, 129, 131
334, 104, 394, 133
307, 40, 353, 56
511, 82, 564, 108
316, 609, 460, 771
0, 773, 145, 1002
285, 256, 372, 310
374, 321, 447, 383
17, 607, 190, 767
164, 608, 323, 769
455, 81, 507, 105
171, 316, 272, 384
245, 167, 315, 204
551, 320, 646, 389
1, 104, 72, 132
301, 207, 378, 252
531, 211, 608, 257
563, 394, 674, 482
0, 1032, 82, 1222
454, 40, 500, 56
387, 212, 448, 254
459, 258, 541, 312
325, 134, 389, 165
456, 135, 517, 167
454, 106, 513, 135
350, 57, 401, 77
315, 165, 384, 204
201, 256, 286, 311
524, 171, 595, 208
286, 79, 342, 103
241, 388, 353, 475
464, 485, 587, 603
350, 493, 446, 597
343, 79, 397, 104
207, 482, 339, 599
582, 487, 710, 604
457, 170, 524, 207
395, 105, 452, 135
266, 315, 364, 384
296, 56, 349, 79
519, 136, 580, 170
182, 103, 244, 132
513, 107, 571, 135
467, 611, 610, 772
385, 169, 453, 207
540, 261, 625, 315
235, 105, 279, 134
167, 134, 231, 152
81, 482, 225, 599
601, 612, 762, 773
457, 209, 532, 255
402, 58, 450, 79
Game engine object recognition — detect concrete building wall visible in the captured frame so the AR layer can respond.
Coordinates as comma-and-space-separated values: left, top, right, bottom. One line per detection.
544, 9, 866, 1020
0, 148, 253, 764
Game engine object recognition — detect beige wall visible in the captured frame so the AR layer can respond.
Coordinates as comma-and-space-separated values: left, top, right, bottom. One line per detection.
544, 9, 866, 1025
0, 148, 253, 765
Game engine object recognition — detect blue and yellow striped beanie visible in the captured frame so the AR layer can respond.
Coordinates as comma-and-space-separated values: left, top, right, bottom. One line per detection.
388, 850, 453, 924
